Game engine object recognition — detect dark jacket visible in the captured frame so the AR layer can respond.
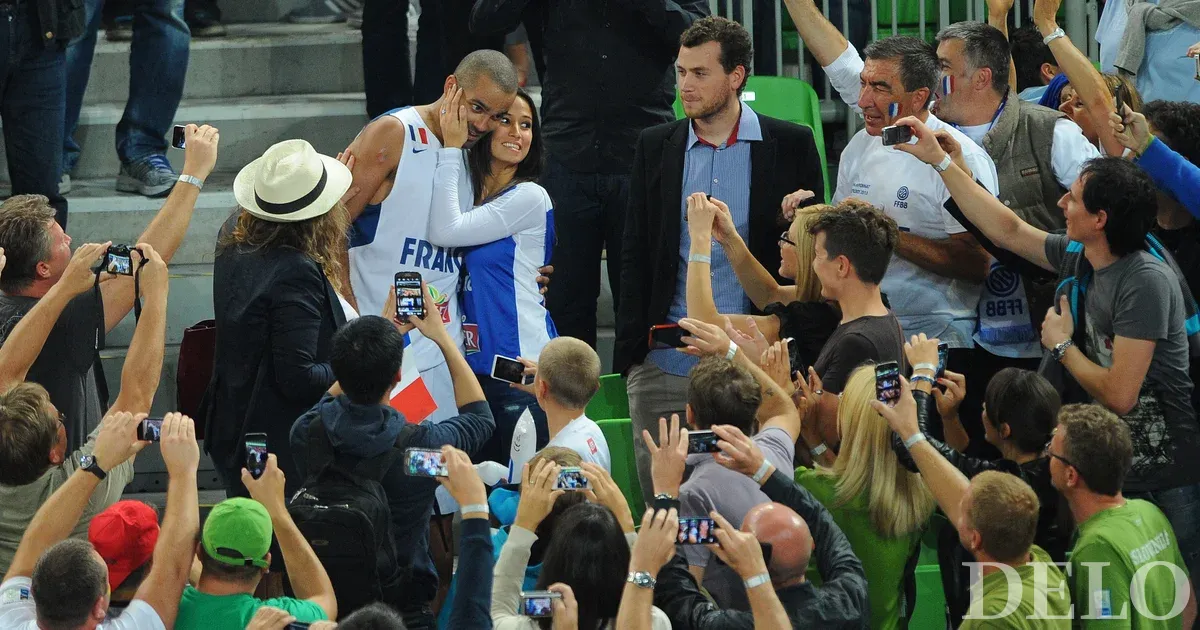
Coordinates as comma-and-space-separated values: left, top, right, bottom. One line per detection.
290, 394, 494, 608
202, 241, 346, 492
33, 0, 85, 42
653, 470, 870, 629
614, 113, 826, 374
890, 390, 1069, 561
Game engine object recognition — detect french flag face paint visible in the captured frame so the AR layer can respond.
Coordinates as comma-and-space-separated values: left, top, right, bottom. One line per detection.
941, 74, 955, 98
887, 102, 900, 118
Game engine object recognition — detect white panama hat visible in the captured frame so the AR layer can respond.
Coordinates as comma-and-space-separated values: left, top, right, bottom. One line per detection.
234, 139, 352, 223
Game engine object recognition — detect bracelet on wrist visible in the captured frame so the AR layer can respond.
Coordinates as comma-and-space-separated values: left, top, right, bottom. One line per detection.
724, 340, 738, 361
688, 253, 712, 264
460, 503, 490, 518
810, 443, 828, 458
744, 573, 772, 590
911, 362, 937, 374
751, 460, 772, 484
910, 374, 937, 387
903, 432, 928, 449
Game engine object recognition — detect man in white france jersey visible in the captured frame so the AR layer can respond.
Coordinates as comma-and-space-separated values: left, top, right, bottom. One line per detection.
342, 50, 520, 422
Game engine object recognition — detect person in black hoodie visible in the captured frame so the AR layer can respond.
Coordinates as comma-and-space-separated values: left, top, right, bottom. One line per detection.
289, 285, 494, 630
892, 334, 1068, 626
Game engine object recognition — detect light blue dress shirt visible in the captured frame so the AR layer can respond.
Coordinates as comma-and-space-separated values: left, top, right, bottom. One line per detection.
1096, 0, 1200, 104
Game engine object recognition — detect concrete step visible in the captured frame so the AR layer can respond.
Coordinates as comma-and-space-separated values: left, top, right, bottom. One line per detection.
83, 23, 363, 105
218, 0, 308, 24
0, 93, 367, 182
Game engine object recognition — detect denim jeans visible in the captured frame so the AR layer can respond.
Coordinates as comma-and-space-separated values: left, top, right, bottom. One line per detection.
0, 3, 67, 226
474, 374, 547, 466
1126, 482, 1200, 605
63, 0, 189, 171
542, 155, 630, 349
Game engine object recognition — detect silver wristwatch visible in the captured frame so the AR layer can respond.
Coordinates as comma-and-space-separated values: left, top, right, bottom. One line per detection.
627, 571, 657, 589
1051, 339, 1074, 362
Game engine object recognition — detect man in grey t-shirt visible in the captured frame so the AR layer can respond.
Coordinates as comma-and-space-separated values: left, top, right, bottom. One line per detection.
643, 318, 802, 612
892, 126, 1200, 593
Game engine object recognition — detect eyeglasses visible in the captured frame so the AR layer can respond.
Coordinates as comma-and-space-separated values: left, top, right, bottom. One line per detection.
778, 231, 796, 247
1043, 439, 1075, 469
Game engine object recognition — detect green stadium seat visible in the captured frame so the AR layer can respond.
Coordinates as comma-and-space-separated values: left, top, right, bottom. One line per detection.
673, 77, 831, 202
586, 373, 630, 421
596, 418, 645, 523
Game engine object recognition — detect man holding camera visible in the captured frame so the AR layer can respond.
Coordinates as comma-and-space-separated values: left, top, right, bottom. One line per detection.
0, 125, 218, 452
289, 282, 493, 628
0, 242, 169, 575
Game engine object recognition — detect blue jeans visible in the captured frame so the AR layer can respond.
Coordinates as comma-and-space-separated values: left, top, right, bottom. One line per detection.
1127, 482, 1200, 604
63, 0, 189, 171
0, 3, 67, 226
474, 374, 547, 466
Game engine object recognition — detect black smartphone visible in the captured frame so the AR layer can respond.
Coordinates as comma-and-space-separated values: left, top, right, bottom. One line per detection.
677, 517, 719, 545
245, 433, 268, 479
936, 342, 949, 380
875, 361, 901, 407
1195, 55, 1200, 81
519, 590, 561, 617
285, 624, 310, 630
1114, 82, 1128, 116
687, 430, 721, 454
104, 244, 136, 276
648, 324, 688, 349
881, 124, 914, 146
492, 355, 533, 385
555, 467, 589, 490
394, 271, 425, 320
171, 125, 186, 149
405, 447, 448, 477
136, 417, 164, 442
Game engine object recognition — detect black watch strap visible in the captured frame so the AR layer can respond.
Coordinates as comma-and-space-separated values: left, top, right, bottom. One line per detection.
82, 457, 107, 480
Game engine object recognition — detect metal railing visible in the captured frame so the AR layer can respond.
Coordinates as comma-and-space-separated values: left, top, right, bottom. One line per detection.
707, 0, 1102, 133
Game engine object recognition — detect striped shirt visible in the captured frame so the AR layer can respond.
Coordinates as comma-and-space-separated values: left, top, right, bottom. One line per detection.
649, 103, 759, 377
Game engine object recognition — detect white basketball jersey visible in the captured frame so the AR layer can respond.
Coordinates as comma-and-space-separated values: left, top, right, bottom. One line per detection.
348, 107, 469, 371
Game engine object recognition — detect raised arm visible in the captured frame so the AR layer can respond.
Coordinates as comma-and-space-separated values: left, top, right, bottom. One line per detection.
893, 116, 1054, 271
3, 412, 146, 582
987, 0, 1020, 93
872, 377, 971, 525
405, 281, 486, 407
1111, 109, 1200, 219
132, 413, 201, 629
896, 232, 992, 283
784, 0, 861, 109
245, 455, 337, 619
100, 125, 218, 332
1033, 0, 1125, 156
0, 243, 108, 391
108, 244, 168, 415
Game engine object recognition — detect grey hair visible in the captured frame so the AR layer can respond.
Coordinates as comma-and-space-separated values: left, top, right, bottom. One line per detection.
862, 36, 940, 109
936, 21, 1012, 94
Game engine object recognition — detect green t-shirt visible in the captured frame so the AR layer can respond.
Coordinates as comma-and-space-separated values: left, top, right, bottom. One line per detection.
1069, 500, 1190, 629
797, 468, 928, 630
175, 585, 328, 629
959, 545, 1072, 629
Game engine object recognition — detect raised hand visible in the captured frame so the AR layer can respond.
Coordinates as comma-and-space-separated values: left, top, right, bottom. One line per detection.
889, 116, 947, 167
59, 242, 111, 296
904, 333, 940, 370
760, 339, 795, 393
870, 375, 920, 440
711, 424, 771, 482
92, 411, 149, 473
181, 124, 220, 182
581, 462, 635, 533
933, 370, 967, 421
437, 446, 487, 510
678, 317, 734, 357
242, 453, 289, 518
642, 414, 689, 497
159, 413, 200, 478
514, 458, 563, 532
707, 511, 770, 580
629, 507, 680, 576
726, 318, 769, 361
439, 84, 469, 149
780, 189, 816, 220
547, 583, 579, 630
685, 193, 718, 240
134, 242, 169, 301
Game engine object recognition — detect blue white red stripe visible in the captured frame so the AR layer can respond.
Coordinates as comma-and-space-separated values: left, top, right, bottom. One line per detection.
408, 124, 429, 145
941, 74, 955, 96
887, 103, 900, 117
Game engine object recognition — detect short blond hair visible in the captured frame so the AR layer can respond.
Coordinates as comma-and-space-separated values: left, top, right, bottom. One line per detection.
0, 382, 58, 485
967, 471, 1040, 563
538, 337, 601, 409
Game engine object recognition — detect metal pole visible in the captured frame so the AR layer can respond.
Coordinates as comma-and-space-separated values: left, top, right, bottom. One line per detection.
871, 0, 878, 42
709, 0, 718, 16
1064, 0, 1086, 55
919, 0, 926, 40
742, 0, 755, 70
892, 0, 898, 35
774, 0, 784, 79
939, 0, 950, 31
1086, 0, 1100, 61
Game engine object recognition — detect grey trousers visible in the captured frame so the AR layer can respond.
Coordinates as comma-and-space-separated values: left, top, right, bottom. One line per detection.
626, 360, 690, 506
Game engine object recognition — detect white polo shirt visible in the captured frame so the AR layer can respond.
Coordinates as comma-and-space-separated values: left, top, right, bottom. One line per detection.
825, 45, 1000, 347
546, 414, 611, 472
0, 577, 165, 630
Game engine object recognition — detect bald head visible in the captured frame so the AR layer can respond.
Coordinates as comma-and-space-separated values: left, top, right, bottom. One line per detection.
742, 503, 812, 584
453, 49, 519, 94
537, 337, 601, 409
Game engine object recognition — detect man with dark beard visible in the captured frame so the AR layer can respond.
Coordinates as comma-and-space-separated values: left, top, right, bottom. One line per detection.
614, 16, 825, 504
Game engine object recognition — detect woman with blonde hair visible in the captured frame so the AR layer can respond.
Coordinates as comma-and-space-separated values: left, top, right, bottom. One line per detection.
205, 139, 357, 496
796, 364, 936, 630
684, 191, 838, 373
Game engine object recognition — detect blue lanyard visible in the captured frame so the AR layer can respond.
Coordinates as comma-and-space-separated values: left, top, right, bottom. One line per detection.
951, 93, 1008, 133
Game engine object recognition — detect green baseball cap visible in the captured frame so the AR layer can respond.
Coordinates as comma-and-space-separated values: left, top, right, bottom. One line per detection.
201, 497, 273, 569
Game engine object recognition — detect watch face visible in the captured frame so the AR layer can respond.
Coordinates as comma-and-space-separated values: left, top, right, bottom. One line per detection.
79, 455, 94, 468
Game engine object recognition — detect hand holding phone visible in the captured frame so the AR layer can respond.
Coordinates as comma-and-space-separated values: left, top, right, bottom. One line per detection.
245, 433, 268, 480
492, 355, 534, 385
687, 430, 720, 454
875, 361, 901, 407
171, 125, 187, 149
936, 342, 949, 380
648, 324, 688, 349
405, 448, 449, 477
677, 517, 719, 545
881, 124, 914, 146
555, 467, 589, 490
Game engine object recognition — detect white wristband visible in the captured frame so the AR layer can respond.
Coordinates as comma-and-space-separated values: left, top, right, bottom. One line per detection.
1042, 27, 1066, 45
751, 460, 772, 484
911, 362, 937, 374
178, 174, 204, 190
903, 433, 927, 450
689, 253, 712, 264
932, 154, 953, 173
461, 503, 489, 517
744, 573, 771, 589
725, 340, 738, 361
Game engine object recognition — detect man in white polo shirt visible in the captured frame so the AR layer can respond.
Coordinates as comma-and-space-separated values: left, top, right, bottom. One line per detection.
517, 337, 611, 470
784, 0, 998, 357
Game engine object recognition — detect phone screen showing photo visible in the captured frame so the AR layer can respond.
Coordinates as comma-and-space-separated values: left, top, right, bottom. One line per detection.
245, 439, 268, 479
677, 517, 719, 545
555, 467, 589, 490
875, 361, 901, 407
520, 591, 560, 617
394, 272, 425, 319
405, 448, 448, 477
137, 418, 164, 442
687, 430, 720, 454
936, 342, 949, 380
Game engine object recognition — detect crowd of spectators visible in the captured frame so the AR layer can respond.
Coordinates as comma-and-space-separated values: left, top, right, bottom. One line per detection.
1, 0, 1200, 629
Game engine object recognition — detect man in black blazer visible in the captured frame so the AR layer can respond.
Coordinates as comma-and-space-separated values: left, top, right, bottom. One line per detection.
615, 16, 825, 504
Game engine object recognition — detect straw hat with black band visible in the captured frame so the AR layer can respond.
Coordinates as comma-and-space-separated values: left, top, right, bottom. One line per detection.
234, 139, 352, 223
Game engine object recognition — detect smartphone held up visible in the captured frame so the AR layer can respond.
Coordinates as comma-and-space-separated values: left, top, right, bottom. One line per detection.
394, 271, 425, 320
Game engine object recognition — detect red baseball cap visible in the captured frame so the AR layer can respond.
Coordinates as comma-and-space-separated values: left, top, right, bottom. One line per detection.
88, 501, 159, 591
